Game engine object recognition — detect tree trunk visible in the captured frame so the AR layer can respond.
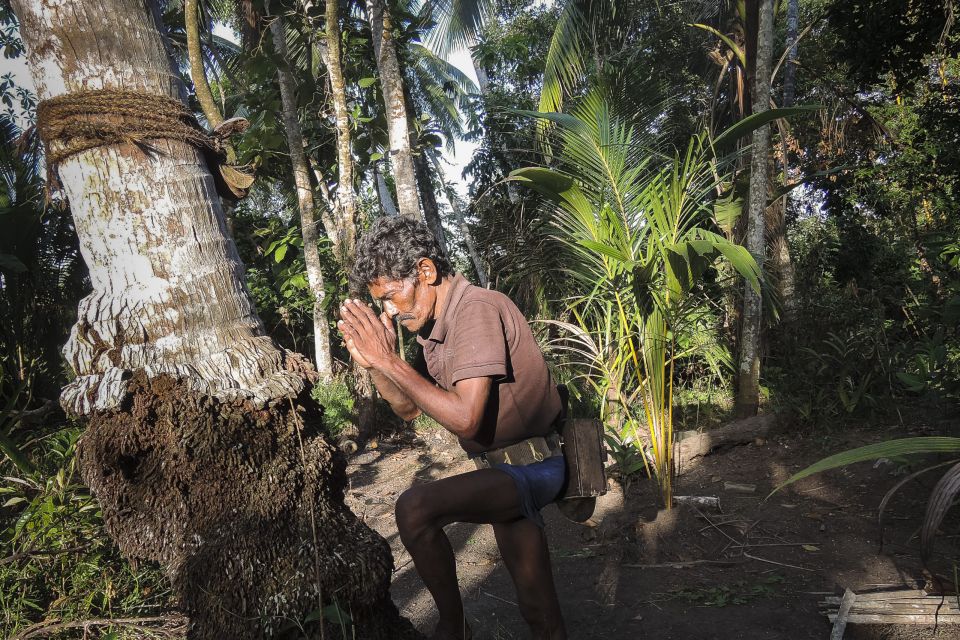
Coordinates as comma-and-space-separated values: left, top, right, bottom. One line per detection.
402, 81, 448, 252
12, 0, 413, 636
185, 0, 223, 128
466, 32, 490, 94
321, 0, 358, 264
269, 11, 333, 380
366, 0, 421, 219
783, 0, 799, 109
415, 150, 449, 253
735, 0, 774, 418
429, 152, 488, 287
775, 0, 800, 321
375, 161, 400, 215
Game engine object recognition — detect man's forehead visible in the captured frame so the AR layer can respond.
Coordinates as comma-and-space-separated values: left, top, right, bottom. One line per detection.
368, 277, 408, 299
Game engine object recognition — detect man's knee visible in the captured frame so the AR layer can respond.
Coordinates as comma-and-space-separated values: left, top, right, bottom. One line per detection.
395, 486, 436, 541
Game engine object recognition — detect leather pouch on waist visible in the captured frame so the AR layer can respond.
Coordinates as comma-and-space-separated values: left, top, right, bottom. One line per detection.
558, 418, 607, 500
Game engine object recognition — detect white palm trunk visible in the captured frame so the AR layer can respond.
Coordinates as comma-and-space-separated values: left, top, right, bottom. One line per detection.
366, 0, 421, 219
12, 1, 408, 636
15, 0, 307, 417
269, 11, 333, 379
736, 0, 775, 417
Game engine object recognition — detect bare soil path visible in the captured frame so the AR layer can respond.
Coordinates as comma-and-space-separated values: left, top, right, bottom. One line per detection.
344, 420, 960, 640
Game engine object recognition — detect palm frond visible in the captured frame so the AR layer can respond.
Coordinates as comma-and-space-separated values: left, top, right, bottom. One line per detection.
770, 438, 960, 497
418, 0, 495, 59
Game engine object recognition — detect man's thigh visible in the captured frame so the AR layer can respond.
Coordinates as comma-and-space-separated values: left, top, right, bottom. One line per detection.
397, 467, 525, 528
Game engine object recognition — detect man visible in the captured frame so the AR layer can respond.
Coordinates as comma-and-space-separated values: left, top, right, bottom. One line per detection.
336, 217, 567, 640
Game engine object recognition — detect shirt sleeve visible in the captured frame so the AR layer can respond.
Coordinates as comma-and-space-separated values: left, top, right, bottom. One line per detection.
448, 300, 508, 385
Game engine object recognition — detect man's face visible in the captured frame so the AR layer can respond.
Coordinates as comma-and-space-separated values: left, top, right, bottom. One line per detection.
368, 273, 437, 333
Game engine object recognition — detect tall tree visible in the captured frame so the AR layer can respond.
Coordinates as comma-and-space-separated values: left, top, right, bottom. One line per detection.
774, 0, 800, 320
184, 0, 224, 127
11, 0, 411, 636
269, 7, 334, 378
366, 0, 421, 219
321, 0, 359, 262
736, 0, 775, 417
430, 151, 487, 286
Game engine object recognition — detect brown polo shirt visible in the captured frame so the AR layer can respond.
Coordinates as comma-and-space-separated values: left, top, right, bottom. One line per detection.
415, 273, 562, 454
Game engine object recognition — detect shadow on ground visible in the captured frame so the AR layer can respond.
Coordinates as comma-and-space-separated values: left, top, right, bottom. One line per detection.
344, 418, 960, 640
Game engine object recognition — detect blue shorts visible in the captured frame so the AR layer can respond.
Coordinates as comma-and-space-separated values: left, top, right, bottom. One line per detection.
492, 455, 565, 528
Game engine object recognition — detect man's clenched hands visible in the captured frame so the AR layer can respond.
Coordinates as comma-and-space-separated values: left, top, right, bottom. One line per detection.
337, 299, 397, 370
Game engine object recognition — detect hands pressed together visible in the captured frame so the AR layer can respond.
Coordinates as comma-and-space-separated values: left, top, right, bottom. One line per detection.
336, 299, 397, 370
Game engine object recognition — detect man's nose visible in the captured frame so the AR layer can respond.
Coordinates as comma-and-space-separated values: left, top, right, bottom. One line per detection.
383, 301, 398, 318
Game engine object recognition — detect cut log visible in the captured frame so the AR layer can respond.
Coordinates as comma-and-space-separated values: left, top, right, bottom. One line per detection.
674, 415, 776, 474
673, 495, 722, 512
821, 590, 960, 628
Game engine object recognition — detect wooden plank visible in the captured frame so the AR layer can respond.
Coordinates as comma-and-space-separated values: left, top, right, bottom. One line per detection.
830, 589, 856, 640
822, 590, 927, 604
827, 613, 960, 625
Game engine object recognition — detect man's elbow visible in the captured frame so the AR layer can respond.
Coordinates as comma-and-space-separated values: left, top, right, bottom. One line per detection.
398, 406, 421, 422
451, 416, 482, 440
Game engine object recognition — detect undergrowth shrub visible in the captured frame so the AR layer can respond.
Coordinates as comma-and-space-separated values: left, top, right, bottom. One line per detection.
310, 375, 357, 439
0, 425, 172, 638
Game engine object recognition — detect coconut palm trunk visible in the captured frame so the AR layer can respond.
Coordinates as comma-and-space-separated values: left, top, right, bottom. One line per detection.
775, 0, 800, 320
429, 151, 487, 287
366, 0, 421, 219
736, 0, 774, 417
322, 0, 358, 261
269, 11, 333, 379
12, 0, 411, 636
375, 161, 400, 215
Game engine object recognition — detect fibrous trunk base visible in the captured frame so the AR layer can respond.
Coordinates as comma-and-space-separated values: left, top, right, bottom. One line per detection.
78, 372, 419, 638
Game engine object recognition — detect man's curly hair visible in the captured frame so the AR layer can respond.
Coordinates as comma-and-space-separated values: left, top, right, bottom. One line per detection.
351, 217, 451, 291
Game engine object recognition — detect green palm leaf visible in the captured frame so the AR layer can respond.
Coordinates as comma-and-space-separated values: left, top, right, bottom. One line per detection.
770, 438, 960, 497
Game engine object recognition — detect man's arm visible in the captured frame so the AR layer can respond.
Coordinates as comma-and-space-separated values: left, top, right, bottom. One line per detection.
338, 300, 491, 439
337, 302, 421, 420
369, 369, 421, 421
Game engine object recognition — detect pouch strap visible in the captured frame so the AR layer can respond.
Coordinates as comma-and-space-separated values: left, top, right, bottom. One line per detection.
473, 434, 562, 470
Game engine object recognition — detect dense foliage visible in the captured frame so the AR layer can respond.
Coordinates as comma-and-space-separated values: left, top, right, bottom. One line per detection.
1, 0, 958, 634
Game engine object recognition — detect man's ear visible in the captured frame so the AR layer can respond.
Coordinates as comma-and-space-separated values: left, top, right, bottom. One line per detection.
416, 257, 440, 285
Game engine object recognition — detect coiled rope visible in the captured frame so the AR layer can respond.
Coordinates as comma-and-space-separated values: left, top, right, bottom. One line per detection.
36, 89, 253, 200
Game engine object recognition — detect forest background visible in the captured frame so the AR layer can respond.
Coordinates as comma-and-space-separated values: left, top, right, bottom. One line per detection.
0, 0, 958, 637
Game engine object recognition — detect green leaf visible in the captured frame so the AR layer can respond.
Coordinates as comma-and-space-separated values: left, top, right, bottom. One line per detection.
322, 603, 352, 625
713, 193, 741, 236
508, 167, 575, 199
0, 252, 27, 274
274, 243, 288, 263
712, 106, 822, 151
895, 371, 927, 392
577, 239, 631, 263
369, 152, 384, 162
358, 77, 377, 88
3, 496, 26, 507
688, 23, 746, 68
770, 438, 960, 497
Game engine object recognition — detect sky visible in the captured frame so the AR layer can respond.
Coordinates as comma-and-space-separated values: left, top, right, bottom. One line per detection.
439, 46, 481, 197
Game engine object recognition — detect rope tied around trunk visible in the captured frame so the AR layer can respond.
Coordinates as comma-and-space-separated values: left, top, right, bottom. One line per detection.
36, 89, 254, 200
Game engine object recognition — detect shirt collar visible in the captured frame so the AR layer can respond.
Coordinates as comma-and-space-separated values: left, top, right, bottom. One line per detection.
418, 272, 470, 345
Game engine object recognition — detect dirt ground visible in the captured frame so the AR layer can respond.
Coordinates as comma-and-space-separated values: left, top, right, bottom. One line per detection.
343, 419, 960, 640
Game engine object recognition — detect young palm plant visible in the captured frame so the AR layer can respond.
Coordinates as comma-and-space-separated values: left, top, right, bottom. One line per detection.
511, 91, 762, 506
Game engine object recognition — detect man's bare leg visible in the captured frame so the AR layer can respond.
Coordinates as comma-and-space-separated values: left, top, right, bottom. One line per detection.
395, 468, 526, 639
493, 519, 567, 639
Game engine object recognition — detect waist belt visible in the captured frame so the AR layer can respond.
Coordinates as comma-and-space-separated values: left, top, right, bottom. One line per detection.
472, 433, 562, 469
